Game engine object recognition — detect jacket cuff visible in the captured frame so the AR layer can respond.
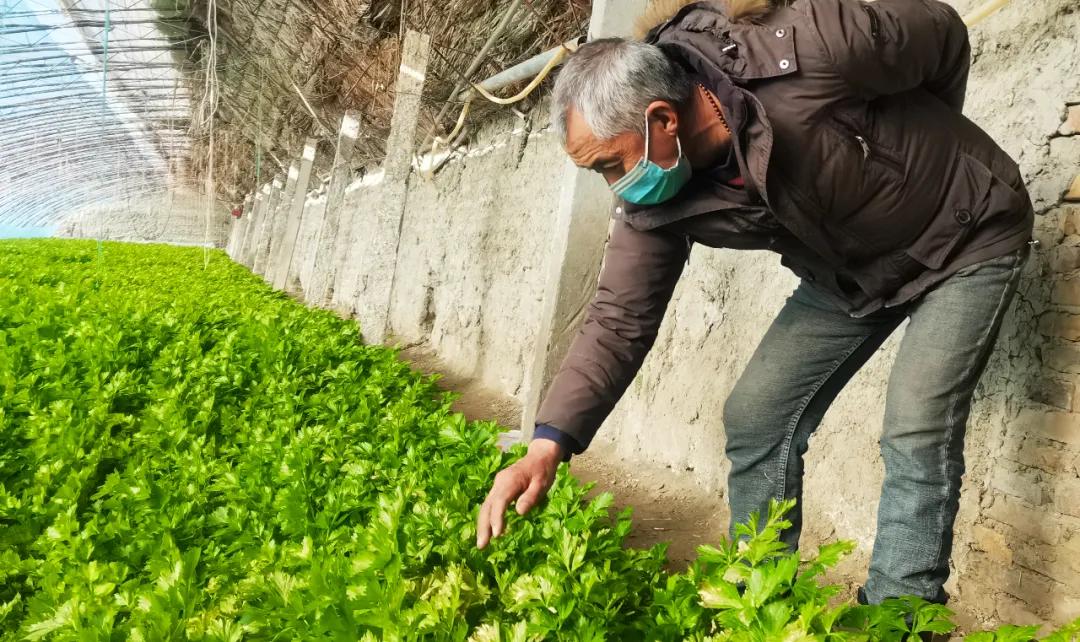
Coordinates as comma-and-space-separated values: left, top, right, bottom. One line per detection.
532, 423, 582, 462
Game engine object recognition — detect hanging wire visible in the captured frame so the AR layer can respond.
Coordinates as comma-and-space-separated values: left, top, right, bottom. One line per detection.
96, 0, 111, 259
201, 0, 220, 269
255, 70, 262, 186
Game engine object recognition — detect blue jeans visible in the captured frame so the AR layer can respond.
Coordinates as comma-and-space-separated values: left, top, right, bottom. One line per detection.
723, 248, 1028, 604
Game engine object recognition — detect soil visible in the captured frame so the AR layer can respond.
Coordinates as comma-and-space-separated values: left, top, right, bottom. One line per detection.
396, 342, 521, 428
570, 446, 729, 570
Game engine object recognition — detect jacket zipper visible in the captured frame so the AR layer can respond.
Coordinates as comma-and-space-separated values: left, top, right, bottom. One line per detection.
863, 4, 882, 43
828, 119, 905, 176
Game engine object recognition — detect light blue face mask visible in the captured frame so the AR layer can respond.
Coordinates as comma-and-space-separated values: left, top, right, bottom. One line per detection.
610, 117, 693, 205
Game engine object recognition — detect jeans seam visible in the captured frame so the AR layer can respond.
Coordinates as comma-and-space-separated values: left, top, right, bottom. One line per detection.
929, 256, 1024, 580
774, 332, 880, 504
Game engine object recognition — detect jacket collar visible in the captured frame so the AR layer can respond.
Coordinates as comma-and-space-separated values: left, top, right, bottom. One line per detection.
646, 2, 799, 83
616, 70, 758, 229
617, 170, 759, 230
614, 6, 783, 230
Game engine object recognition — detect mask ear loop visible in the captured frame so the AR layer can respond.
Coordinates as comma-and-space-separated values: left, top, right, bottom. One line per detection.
643, 114, 683, 167
641, 115, 652, 166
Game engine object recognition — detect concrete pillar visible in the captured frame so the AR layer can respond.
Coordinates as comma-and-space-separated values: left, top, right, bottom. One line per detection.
226, 209, 239, 258
338, 30, 430, 343
236, 193, 254, 263
272, 138, 319, 290
228, 194, 252, 259
238, 195, 254, 257
237, 196, 254, 256
237, 193, 256, 262
261, 162, 299, 280
252, 174, 285, 275
240, 183, 270, 267
226, 220, 238, 258
306, 111, 360, 307
295, 195, 327, 292
585, 0, 648, 39
519, 0, 649, 438
328, 202, 359, 314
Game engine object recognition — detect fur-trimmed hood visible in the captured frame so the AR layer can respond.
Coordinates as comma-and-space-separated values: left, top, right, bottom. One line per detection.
633, 0, 773, 39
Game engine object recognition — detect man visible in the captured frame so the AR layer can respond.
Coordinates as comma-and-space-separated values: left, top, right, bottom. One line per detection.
476, 0, 1034, 611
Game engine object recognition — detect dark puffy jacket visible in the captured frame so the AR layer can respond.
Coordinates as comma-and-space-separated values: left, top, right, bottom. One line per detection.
536, 0, 1034, 452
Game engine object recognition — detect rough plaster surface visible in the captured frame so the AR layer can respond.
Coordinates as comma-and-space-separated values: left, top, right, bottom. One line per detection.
295, 194, 327, 292
335, 31, 431, 344
264, 166, 300, 280
252, 180, 286, 275
304, 122, 354, 305
389, 114, 564, 398
304, 111, 562, 399
57, 190, 229, 246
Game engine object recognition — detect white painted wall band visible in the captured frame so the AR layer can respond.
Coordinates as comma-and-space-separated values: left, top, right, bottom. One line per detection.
399, 64, 426, 83
341, 116, 360, 139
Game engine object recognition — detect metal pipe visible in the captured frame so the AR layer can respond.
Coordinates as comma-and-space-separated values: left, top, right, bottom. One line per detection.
0, 107, 190, 126
2, 181, 174, 227
0, 144, 178, 169
421, 0, 524, 147
455, 37, 583, 102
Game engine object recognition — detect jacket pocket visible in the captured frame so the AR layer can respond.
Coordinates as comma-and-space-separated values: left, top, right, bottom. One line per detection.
905, 152, 993, 270
827, 116, 906, 177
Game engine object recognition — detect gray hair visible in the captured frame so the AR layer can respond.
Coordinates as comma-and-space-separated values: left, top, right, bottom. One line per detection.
551, 38, 692, 141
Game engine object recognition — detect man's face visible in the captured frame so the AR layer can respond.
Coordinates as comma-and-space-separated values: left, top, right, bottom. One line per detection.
564, 102, 681, 186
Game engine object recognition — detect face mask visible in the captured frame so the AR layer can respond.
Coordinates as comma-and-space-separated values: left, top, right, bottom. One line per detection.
610, 116, 693, 205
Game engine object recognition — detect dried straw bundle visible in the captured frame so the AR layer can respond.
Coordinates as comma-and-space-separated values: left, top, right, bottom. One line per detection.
177, 0, 588, 202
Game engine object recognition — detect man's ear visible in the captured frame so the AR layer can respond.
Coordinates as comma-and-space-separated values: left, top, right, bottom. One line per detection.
645, 100, 680, 137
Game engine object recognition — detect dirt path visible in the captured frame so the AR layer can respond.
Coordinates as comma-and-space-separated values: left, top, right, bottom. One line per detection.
570, 446, 728, 570
396, 342, 727, 570
397, 343, 522, 428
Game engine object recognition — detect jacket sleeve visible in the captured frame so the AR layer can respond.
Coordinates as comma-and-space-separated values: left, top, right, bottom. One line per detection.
808, 0, 971, 112
534, 220, 689, 451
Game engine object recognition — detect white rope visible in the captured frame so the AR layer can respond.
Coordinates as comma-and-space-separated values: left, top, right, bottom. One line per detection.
201, 0, 219, 268
963, 0, 1012, 26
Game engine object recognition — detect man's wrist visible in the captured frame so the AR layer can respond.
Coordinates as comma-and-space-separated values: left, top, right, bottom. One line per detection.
531, 424, 581, 462
528, 438, 566, 465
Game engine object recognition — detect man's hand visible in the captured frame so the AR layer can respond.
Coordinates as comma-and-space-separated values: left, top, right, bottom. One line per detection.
476, 439, 564, 549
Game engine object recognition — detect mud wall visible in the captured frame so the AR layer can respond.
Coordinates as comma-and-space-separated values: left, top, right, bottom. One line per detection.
57, 190, 231, 246
291, 113, 564, 397
231, 0, 1080, 627
386, 119, 565, 398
